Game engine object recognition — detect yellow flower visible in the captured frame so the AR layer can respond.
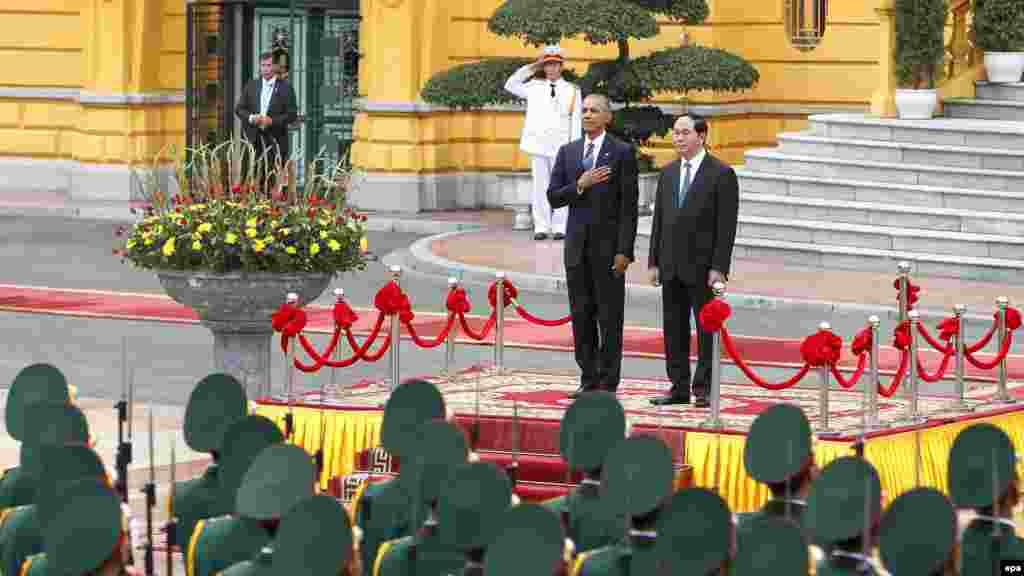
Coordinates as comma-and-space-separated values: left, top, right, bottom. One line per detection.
280, 227, 291, 236
225, 232, 238, 245
191, 231, 202, 241
320, 230, 328, 239
286, 245, 297, 255
126, 240, 136, 250
162, 237, 176, 256
144, 237, 154, 246
254, 240, 266, 253
155, 225, 165, 235
270, 220, 279, 228
197, 222, 213, 233
246, 228, 258, 238
191, 240, 202, 251
310, 242, 321, 256
360, 236, 368, 252
319, 218, 330, 227
327, 239, 341, 252
246, 217, 259, 227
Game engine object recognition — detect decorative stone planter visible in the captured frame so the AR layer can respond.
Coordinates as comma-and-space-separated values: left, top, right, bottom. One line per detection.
156, 270, 332, 398
895, 89, 938, 119
983, 52, 1024, 84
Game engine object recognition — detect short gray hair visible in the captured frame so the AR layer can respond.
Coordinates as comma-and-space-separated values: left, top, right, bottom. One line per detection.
584, 93, 611, 112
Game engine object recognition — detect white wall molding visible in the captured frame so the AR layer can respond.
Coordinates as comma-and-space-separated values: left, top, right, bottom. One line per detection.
0, 86, 185, 105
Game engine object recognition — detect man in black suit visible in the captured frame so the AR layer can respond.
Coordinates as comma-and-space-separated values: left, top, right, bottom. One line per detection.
649, 113, 738, 407
234, 51, 298, 175
548, 93, 639, 397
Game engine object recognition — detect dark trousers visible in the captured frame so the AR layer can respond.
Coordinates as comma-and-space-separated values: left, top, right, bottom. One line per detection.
662, 274, 713, 398
566, 249, 625, 391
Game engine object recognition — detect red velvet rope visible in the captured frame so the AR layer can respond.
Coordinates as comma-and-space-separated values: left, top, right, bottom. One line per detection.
915, 348, 954, 383
720, 326, 811, 390
458, 311, 497, 341
965, 331, 1014, 370
829, 353, 868, 389
511, 298, 572, 327
405, 313, 457, 348
878, 351, 909, 398
916, 322, 953, 354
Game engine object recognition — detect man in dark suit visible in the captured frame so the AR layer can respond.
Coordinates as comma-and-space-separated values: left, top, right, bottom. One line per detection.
547, 93, 639, 397
234, 51, 298, 175
649, 113, 738, 407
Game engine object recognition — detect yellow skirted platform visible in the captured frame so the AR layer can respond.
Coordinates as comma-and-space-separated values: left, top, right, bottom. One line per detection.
686, 409, 1024, 511
256, 402, 1024, 511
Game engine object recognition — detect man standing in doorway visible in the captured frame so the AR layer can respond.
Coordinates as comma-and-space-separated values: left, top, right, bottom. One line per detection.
548, 94, 639, 397
505, 45, 582, 240
648, 113, 738, 407
235, 51, 298, 178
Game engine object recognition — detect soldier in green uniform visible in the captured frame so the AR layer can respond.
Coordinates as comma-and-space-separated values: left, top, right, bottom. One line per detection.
1, 443, 106, 576
186, 415, 284, 576
20, 477, 136, 576
0, 364, 72, 511
373, 420, 468, 576
570, 434, 676, 576
878, 487, 957, 576
541, 391, 626, 556
657, 487, 734, 575
737, 403, 816, 530
947, 423, 1024, 576
221, 493, 356, 576
732, 516, 809, 576
485, 503, 565, 576
436, 461, 513, 576
171, 373, 248, 548
805, 456, 886, 576
354, 379, 445, 575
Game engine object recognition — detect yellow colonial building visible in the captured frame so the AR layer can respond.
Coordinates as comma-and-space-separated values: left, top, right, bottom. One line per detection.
0, 0, 977, 212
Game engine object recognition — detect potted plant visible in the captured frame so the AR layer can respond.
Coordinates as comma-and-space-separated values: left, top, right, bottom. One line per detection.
894, 0, 947, 118
116, 141, 369, 396
973, 0, 1024, 83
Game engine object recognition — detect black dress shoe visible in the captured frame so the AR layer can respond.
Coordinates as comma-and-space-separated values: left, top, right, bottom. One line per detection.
552, 233, 565, 240
650, 395, 690, 406
694, 396, 710, 408
533, 232, 548, 240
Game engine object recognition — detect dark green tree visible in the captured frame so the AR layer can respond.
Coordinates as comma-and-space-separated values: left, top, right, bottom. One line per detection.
420, 0, 759, 170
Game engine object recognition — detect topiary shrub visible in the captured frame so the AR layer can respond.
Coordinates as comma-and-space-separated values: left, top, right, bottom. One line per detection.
972, 0, 1024, 52
894, 0, 947, 89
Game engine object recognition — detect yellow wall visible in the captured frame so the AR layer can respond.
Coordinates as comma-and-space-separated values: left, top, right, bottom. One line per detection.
0, 0, 184, 166
353, 0, 883, 173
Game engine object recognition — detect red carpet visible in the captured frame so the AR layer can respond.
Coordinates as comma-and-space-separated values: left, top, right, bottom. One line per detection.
0, 283, 1021, 380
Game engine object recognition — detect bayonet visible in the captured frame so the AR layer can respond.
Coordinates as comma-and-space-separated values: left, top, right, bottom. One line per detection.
166, 442, 175, 576
143, 409, 155, 576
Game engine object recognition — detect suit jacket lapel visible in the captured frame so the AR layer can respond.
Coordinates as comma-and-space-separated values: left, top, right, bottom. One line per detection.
683, 155, 715, 216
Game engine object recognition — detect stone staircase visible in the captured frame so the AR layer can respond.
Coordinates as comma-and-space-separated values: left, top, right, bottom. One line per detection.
945, 81, 1024, 121
650, 82, 1024, 284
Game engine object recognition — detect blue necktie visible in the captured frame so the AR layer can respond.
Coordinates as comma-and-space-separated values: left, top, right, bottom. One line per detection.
583, 142, 595, 170
677, 161, 691, 209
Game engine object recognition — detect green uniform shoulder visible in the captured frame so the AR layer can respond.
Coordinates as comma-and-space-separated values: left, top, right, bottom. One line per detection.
0, 504, 41, 576
20, 552, 48, 576
190, 516, 269, 576
572, 544, 629, 576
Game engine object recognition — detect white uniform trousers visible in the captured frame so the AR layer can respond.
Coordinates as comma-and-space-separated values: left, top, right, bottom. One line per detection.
530, 154, 567, 235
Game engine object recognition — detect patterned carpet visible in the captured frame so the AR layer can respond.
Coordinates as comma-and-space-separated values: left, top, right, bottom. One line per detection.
264, 366, 1024, 437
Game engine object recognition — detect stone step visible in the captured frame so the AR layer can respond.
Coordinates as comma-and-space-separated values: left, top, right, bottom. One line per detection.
738, 193, 1024, 236
775, 132, 1024, 171
736, 214, 1024, 261
736, 170, 1024, 213
944, 99, 1024, 122
976, 82, 1024, 103
743, 149, 1024, 192
806, 112, 1024, 150
729, 237, 1024, 284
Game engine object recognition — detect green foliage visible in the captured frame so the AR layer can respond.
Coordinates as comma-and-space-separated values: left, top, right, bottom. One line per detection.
488, 0, 658, 46
420, 59, 580, 110
579, 60, 652, 103
624, 0, 709, 24
631, 46, 760, 94
610, 105, 675, 147
894, 0, 947, 89
973, 0, 1024, 51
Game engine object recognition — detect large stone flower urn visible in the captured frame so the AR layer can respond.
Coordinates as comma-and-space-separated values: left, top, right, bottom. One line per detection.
156, 271, 332, 398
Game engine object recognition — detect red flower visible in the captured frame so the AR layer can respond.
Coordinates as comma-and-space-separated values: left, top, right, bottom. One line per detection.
800, 329, 842, 367
698, 299, 731, 332
231, 184, 242, 195
488, 280, 518, 308
851, 326, 872, 356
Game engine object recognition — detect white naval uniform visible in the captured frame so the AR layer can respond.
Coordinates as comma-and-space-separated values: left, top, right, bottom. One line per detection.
504, 64, 583, 235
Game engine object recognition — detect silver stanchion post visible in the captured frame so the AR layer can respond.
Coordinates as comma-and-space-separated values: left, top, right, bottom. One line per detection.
866, 316, 880, 429
898, 261, 911, 323
952, 304, 971, 412
817, 321, 833, 434
494, 271, 506, 375
388, 265, 402, 391
906, 310, 923, 422
285, 293, 299, 397
995, 296, 1014, 404
701, 282, 726, 430
444, 277, 459, 381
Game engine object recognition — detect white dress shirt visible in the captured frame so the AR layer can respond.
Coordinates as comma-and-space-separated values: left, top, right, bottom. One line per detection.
583, 130, 607, 167
249, 77, 276, 124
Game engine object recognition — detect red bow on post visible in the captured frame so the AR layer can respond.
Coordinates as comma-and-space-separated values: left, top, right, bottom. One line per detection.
697, 299, 732, 333
374, 281, 414, 323
801, 329, 842, 367
488, 280, 518, 308
446, 287, 471, 315
892, 321, 911, 351
937, 316, 959, 341
999, 307, 1022, 331
851, 326, 872, 356
333, 298, 358, 330
271, 303, 307, 352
